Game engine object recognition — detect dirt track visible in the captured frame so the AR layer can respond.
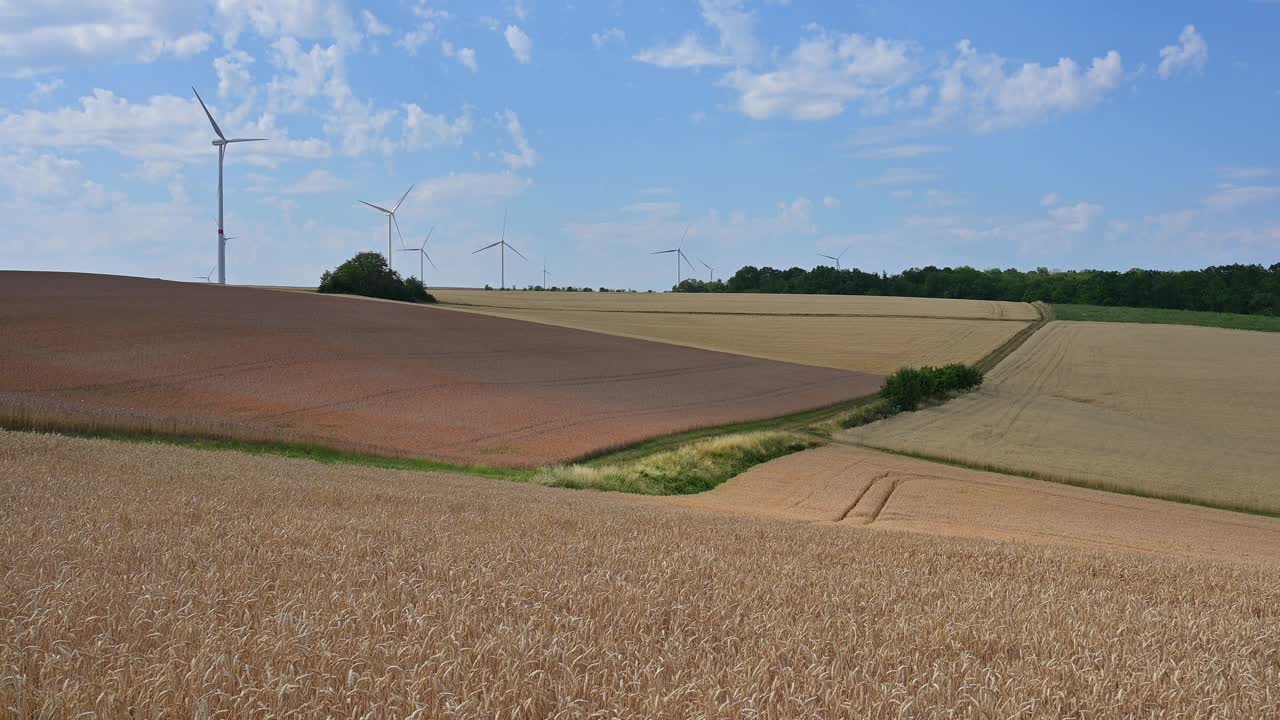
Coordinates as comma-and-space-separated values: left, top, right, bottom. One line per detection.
0, 272, 882, 466
674, 444, 1280, 564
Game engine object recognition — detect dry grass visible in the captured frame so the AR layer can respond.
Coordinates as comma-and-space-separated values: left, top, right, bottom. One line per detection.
845, 321, 1280, 515
438, 306, 1029, 374
676, 444, 1280, 564
434, 288, 1040, 320
4, 429, 1280, 718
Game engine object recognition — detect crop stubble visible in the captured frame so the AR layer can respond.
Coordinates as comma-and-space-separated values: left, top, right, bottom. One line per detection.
0, 272, 881, 467
846, 321, 1280, 514
3, 429, 1279, 718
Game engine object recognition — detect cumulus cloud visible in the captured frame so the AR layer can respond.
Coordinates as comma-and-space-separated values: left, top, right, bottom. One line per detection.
442, 41, 478, 72
403, 104, 473, 149
592, 27, 626, 50
406, 172, 533, 210
633, 35, 731, 69
1040, 192, 1060, 207
936, 40, 1124, 131
29, 78, 64, 102
282, 168, 350, 194
856, 143, 947, 159
1202, 184, 1280, 211
860, 168, 940, 187
1048, 201, 1104, 232
214, 50, 255, 98
823, 196, 841, 208
1158, 25, 1208, 79
498, 109, 538, 169
361, 9, 390, 37
214, 0, 361, 47
504, 25, 532, 63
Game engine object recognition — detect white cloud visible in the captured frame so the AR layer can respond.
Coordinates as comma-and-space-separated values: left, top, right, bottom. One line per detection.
936, 40, 1124, 131
855, 143, 946, 159
1158, 25, 1208, 79
1202, 184, 1280, 211
0, 151, 83, 198
623, 201, 683, 217
214, 50, 255, 98
823, 195, 841, 208
860, 168, 939, 186
1221, 167, 1272, 180
397, 27, 434, 55
639, 187, 674, 196
1040, 192, 1060, 207
442, 41, 478, 72
592, 27, 626, 50
722, 31, 917, 120
1048, 201, 1104, 232
699, 0, 758, 65
498, 109, 538, 169
214, 0, 361, 47
403, 104, 472, 149
633, 35, 731, 69
405, 172, 533, 210
361, 9, 390, 37
29, 78, 64, 102
282, 168, 350, 194
504, 25, 532, 63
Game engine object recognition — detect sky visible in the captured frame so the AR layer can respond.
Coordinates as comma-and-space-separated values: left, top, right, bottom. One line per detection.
1, 0, 1277, 290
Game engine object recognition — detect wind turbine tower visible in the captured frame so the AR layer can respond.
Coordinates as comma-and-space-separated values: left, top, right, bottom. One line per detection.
360, 185, 414, 272
542, 261, 552, 288
818, 246, 851, 270
398, 226, 436, 281
193, 87, 265, 285
472, 210, 526, 289
651, 225, 695, 288
698, 258, 714, 283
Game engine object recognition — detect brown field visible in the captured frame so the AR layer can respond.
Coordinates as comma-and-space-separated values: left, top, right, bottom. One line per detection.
676, 444, 1280, 564
846, 321, 1280, 514
436, 305, 1029, 374
5, 429, 1280, 718
0, 272, 882, 467
434, 287, 1040, 320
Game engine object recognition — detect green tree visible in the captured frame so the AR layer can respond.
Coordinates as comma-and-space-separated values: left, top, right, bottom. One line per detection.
318, 252, 436, 303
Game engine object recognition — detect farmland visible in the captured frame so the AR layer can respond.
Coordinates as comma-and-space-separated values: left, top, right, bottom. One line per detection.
676, 444, 1280, 564
434, 289, 1036, 373
0, 272, 882, 467
1053, 303, 1280, 332
5, 429, 1280, 718
846, 321, 1280, 515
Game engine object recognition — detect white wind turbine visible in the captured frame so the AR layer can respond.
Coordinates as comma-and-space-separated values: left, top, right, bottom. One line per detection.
541, 260, 552, 288
193, 87, 265, 285
698, 258, 714, 283
360, 185, 414, 272
398, 226, 437, 281
652, 225, 695, 287
818, 245, 850, 270
195, 266, 216, 283
472, 210, 526, 289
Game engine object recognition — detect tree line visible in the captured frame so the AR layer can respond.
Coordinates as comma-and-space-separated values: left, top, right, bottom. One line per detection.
674, 263, 1280, 316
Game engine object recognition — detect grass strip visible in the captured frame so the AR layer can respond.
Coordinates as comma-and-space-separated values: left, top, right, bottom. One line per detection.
1052, 304, 1280, 333
536, 431, 818, 495
850, 442, 1280, 520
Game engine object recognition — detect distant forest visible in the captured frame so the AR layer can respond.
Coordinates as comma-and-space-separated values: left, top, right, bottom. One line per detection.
673, 263, 1280, 316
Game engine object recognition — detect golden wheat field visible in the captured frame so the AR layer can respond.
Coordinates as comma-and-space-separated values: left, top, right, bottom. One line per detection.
4, 429, 1280, 719
846, 321, 1280, 515
433, 288, 1040, 320
675, 444, 1280, 564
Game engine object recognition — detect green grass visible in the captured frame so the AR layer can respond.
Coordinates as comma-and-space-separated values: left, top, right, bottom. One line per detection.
535, 431, 819, 495
1052, 304, 1280, 332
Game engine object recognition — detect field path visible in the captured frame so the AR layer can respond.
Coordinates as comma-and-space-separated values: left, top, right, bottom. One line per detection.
672, 444, 1280, 564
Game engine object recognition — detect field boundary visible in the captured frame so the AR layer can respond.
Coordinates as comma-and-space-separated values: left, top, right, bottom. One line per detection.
438, 300, 1035, 322
843, 442, 1280, 520
974, 301, 1052, 373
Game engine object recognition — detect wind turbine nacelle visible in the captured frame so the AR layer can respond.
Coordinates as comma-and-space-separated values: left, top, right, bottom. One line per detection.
212, 139, 226, 146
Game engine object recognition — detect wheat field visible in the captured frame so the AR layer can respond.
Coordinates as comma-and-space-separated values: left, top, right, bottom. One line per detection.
4, 429, 1280, 718
434, 288, 1040, 320
846, 321, 1280, 514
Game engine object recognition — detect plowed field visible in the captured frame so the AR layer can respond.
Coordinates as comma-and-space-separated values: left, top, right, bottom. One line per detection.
676, 444, 1280, 564
0, 272, 882, 467
846, 321, 1280, 514
4, 430, 1279, 717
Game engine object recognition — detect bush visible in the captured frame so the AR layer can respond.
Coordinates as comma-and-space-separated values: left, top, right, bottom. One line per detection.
880, 363, 983, 412
318, 252, 436, 303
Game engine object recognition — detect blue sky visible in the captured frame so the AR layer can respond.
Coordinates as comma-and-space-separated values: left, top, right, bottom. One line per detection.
1, 0, 1277, 290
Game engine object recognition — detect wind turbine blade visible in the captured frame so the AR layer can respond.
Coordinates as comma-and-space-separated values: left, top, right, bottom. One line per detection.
393, 184, 414, 212
818, 254, 837, 261
392, 214, 406, 249
423, 225, 435, 248
507, 243, 528, 261
425, 252, 437, 270
473, 241, 502, 254
680, 251, 695, 271
225, 138, 267, 143
651, 249, 677, 255
499, 209, 507, 245
360, 200, 392, 214
838, 245, 850, 259
679, 225, 689, 248
698, 259, 712, 271
191, 87, 225, 140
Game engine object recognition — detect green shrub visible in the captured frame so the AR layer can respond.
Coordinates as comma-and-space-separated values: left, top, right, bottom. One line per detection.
880, 364, 984, 412
319, 252, 436, 303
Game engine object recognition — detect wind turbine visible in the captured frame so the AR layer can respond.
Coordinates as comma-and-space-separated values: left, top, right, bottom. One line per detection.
818, 246, 850, 270
472, 209, 526, 289
652, 225, 695, 287
213, 219, 238, 243
193, 87, 265, 285
195, 266, 216, 283
398, 226, 436, 281
360, 185, 414, 272
698, 258, 714, 283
